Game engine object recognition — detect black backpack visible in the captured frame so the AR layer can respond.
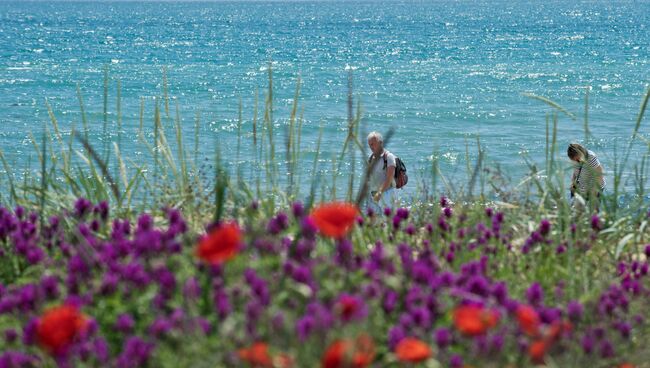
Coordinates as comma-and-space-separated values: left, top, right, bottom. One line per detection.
368, 152, 408, 189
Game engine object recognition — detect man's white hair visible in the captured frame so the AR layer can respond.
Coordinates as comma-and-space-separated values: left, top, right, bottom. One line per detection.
367, 131, 383, 143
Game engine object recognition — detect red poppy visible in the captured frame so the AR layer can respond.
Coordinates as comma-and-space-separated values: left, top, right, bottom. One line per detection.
196, 221, 241, 264
321, 335, 375, 368
528, 340, 547, 364
516, 305, 540, 337
453, 305, 499, 336
618, 363, 635, 368
352, 334, 375, 367
36, 304, 88, 355
547, 320, 572, 342
238, 342, 273, 367
394, 337, 432, 363
339, 297, 359, 320
335, 294, 365, 322
322, 340, 349, 368
310, 202, 359, 239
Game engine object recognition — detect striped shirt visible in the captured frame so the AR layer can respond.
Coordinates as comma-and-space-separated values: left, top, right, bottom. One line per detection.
573, 150, 605, 194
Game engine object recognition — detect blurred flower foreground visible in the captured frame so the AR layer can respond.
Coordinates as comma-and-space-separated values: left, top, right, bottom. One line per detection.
0, 198, 648, 368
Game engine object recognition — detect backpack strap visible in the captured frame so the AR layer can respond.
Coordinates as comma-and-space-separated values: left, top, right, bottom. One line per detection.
369, 152, 389, 170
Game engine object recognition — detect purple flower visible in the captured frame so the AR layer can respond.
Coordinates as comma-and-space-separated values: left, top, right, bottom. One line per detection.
0, 351, 38, 367
74, 198, 92, 218
291, 201, 304, 218
183, 277, 201, 301
383, 207, 392, 217
136, 213, 153, 232
4, 329, 18, 344
68, 255, 90, 277
17, 284, 38, 312
117, 337, 155, 368
100, 273, 119, 295
392, 215, 402, 229
396, 207, 409, 220
267, 212, 289, 235
450, 354, 464, 368
398, 313, 414, 330
292, 265, 312, 285
26, 248, 44, 265
440, 196, 449, 207
434, 327, 451, 348
446, 251, 455, 263
94, 338, 109, 363
567, 300, 583, 321
616, 321, 631, 339
154, 267, 177, 295
410, 306, 431, 329
300, 216, 317, 239
539, 219, 551, 236
443, 207, 453, 218
398, 243, 413, 273
383, 290, 399, 314
599, 339, 614, 358
438, 216, 450, 232
253, 238, 276, 253
405, 223, 416, 236
387, 325, 406, 350
334, 239, 354, 269
115, 314, 135, 333
581, 333, 594, 354
491, 333, 504, 353
196, 317, 211, 335
40, 275, 59, 300
214, 290, 231, 320
591, 214, 601, 231
21, 318, 38, 346
525, 282, 544, 306
296, 315, 315, 342
466, 275, 490, 297
491, 282, 508, 304
540, 307, 561, 324
411, 261, 433, 284
148, 318, 173, 337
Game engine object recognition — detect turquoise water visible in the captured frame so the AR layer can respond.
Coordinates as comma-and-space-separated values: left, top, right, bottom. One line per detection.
1, 1, 649, 196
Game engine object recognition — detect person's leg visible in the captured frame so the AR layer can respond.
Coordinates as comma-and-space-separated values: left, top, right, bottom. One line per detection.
367, 192, 382, 214
380, 188, 397, 210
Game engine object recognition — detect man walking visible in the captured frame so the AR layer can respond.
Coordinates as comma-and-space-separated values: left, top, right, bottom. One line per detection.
367, 131, 398, 210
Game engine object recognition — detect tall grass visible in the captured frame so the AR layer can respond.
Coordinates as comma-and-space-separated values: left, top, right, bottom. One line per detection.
0, 68, 648, 237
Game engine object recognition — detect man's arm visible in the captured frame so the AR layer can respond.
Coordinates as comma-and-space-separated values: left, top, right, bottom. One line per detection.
373, 165, 395, 202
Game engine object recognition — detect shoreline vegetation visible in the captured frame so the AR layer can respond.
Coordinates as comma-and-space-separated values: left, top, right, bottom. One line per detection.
0, 69, 649, 367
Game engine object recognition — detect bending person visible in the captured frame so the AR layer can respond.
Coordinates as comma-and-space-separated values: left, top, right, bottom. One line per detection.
567, 142, 605, 210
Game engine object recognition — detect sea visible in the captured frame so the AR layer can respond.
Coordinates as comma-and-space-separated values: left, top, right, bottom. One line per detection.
1, 0, 649, 200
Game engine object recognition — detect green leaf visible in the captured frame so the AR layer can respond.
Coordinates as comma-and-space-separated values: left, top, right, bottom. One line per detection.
615, 233, 635, 259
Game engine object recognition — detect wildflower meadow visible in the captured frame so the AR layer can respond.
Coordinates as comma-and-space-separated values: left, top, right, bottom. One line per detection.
0, 72, 649, 368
